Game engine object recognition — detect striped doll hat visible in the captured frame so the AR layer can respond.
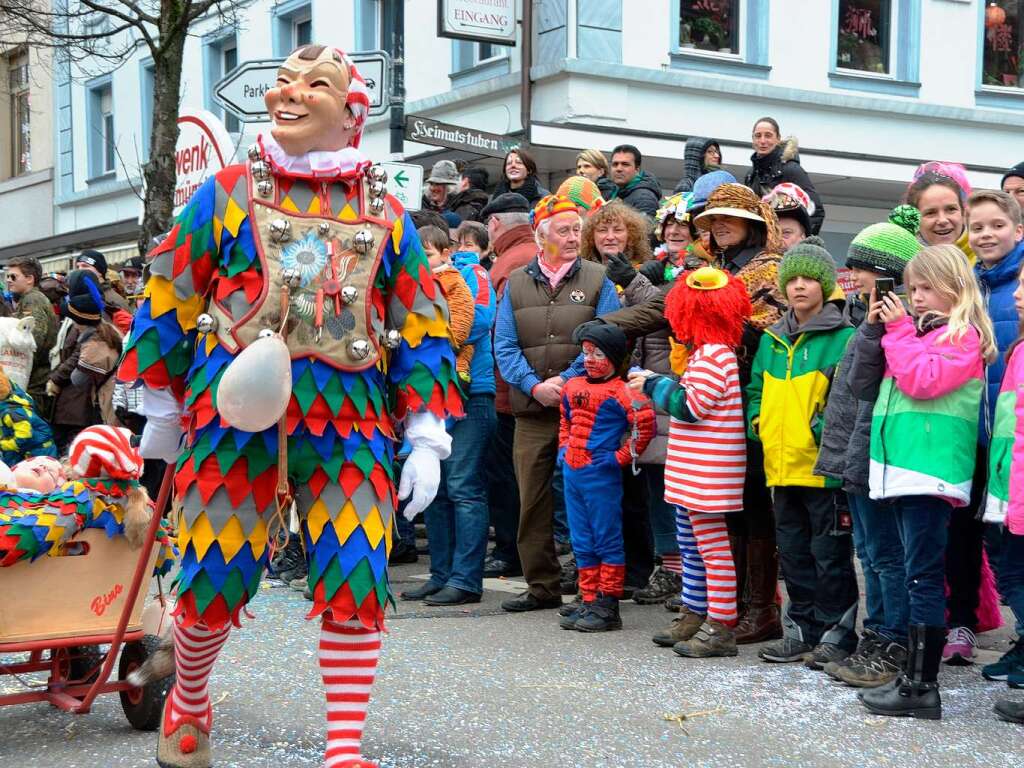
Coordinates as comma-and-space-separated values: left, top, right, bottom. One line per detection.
69, 425, 143, 481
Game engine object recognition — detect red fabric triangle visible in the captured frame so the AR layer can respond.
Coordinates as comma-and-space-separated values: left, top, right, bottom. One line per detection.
174, 460, 197, 499
308, 467, 329, 499
356, 590, 383, 629
340, 464, 364, 497
223, 460, 254, 508
417, 262, 437, 301
391, 269, 418, 311
369, 464, 390, 501
250, 465, 279, 514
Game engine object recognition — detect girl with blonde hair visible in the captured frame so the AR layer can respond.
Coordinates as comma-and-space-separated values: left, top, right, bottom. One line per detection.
851, 243, 995, 721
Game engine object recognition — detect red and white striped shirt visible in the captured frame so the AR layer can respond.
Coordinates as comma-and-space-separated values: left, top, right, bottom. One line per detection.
664, 343, 747, 513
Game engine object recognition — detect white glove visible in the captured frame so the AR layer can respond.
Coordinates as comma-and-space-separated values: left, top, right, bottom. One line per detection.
398, 411, 452, 520
139, 386, 184, 463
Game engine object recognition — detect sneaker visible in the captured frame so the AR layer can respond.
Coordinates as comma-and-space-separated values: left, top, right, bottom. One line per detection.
994, 698, 1024, 724
289, 576, 308, 592
837, 641, 907, 688
559, 602, 589, 630
759, 637, 814, 664
824, 630, 879, 680
632, 567, 683, 605
575, 596, 622, 632
1009, 669, 1024, 690
673, 619, 738, 658
804, 642, 850, 671
942, 626, 977, 665
652, 607, 705, 647
664, 594, 683, 613
558, 595, 583, 617
982, 637, 1024, 682
269, 536, 305, 582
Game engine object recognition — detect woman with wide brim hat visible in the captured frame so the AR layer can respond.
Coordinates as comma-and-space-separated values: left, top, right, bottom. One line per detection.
690, 182, 787, 647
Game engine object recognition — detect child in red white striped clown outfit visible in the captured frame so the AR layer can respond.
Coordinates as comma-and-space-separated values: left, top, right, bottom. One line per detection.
629, 266, 752, 658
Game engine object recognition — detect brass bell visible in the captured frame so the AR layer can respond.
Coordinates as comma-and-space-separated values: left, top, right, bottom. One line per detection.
349, 338, 371, 360
281, 267, 302, 289
353, 230, 374, 254
341, 285, 358, 304
368, 165, 388, 183
318, 221, 331, 237
368, 196, 386, 216
257, 180, 274, 198
367, 180, 386, 198
247, 144, 262, 162
384, 329, 402, 349
196, 313, 218, 334
251, 161, 271, 180
258, 328, 276, 340
269, 218, 291, 243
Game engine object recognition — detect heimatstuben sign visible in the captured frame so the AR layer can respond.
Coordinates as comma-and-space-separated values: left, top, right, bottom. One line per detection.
404, 115, 518, 158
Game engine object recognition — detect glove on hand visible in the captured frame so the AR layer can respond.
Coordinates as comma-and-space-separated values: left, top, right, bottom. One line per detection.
605, 253, 637, 289
398, 411, 452, 520
638, 260, 668, 286
139, 386, 183, 464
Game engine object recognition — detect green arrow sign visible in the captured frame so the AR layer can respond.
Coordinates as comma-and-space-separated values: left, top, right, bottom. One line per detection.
393, 170, 408, 188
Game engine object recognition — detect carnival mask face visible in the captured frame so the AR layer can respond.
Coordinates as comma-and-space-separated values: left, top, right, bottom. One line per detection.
265, 46, 355, 155
582, 341, 614, 380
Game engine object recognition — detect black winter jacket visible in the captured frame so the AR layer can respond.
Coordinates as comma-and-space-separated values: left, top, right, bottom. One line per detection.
608, 171, 662, 217
674, 137, 721, 194
744, 137, 825, 234
493, 175, 550, 206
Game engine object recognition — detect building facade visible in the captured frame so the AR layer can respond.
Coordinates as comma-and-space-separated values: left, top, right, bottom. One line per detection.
2, 0, 1023, 265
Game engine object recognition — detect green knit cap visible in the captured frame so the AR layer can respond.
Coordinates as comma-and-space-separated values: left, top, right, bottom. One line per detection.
777, 236, 837, 296
846, 205, 922, 281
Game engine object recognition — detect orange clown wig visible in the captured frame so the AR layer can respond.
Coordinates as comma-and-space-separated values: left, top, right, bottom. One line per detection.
664, 266, 753, 350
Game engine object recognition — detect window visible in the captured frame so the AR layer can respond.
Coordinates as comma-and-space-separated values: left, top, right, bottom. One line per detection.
140, 60, 155, 161
87, 81, 115, 179
983, 1, 1024, 89
8, 50, 30, 176
272, 1, 313, 57
204, 33, 239, 133
221, 43, 239, 132
678, 0, 740, 55
453, 41, 505, 71
836, 0, 892, 74
355, 0, 382, 51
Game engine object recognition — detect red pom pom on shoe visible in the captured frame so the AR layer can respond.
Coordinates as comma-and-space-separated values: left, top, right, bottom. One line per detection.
179, 734, 198, 754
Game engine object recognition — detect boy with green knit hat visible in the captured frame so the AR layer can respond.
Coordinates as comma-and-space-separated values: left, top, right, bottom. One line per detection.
747, 235, 859, 667
812, 206, 921, 688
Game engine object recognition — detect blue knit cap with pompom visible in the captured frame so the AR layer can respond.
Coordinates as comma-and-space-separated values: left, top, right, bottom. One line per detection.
845, 205, 923, 281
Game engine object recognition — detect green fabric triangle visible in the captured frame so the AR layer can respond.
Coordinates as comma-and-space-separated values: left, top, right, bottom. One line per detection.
307, 549, 324, 586
224, 240, 254, 278
190, 432, 216, 467
190, 220, 213, 264
405, 364, 439, 404
219, 568, 247, 611
292, 366, 318, 414
346, 558, 375, 605
344, 376, 369, 417
321, 375, 346, 416
188, 570, 218, 615
366, 383, 383, 420
134, 333, 165, 374
352, 444, 376, 480
177, 206, 196, 246
319, 556, 343, 602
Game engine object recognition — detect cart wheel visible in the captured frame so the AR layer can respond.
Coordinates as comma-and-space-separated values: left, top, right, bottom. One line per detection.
68, 644, 104, 683
119, 634, 173, 731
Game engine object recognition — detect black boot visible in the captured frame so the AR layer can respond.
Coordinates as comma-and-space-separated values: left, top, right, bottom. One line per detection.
858, 624, 944, 720
574, 595, 622, 632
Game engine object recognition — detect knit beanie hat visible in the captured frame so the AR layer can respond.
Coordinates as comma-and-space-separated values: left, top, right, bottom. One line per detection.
76, 249, 107, 275
846, 205, 922, 282
777, 235, 837, 296
573, 322, 628, 372
1001, 161, 1024, 189
555, 175, 605, 215
531, 194, 581, 231
70, 425, 143, 480
690, 170, 737, 211
65, 268, 105, 325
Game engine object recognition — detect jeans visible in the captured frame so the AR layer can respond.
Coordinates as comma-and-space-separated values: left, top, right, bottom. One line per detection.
773, 486, 859, 650
486, 413, 521, 565
622, 466, 653, 588
643, 464, 678, 557
891, 494, 952, 627
423, 394, 496, 595
848, 493, 909, 643
998, 529, 1024, 637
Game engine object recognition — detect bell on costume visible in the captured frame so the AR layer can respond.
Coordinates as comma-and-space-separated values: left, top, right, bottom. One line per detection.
318, 221, 331, 236
251, 161, 271, 180
269, 218, 292, 243
353, 230, 374, 254
196, 313, 218, 334
257, 180, 274, 198
368, 196, 386, 216
368, 165, 388, 183
349, 338, 371, 360
383, 330, 402, 349
247, 144, 262, 162
341, 286, 358, 305
367, 180, 386, 198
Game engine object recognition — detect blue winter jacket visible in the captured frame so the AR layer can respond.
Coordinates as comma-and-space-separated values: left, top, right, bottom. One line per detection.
975, 239, 1024, 445
452, 251, 497, 397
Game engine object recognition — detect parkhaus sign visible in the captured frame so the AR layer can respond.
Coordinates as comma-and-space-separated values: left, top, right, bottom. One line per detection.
405, 115, 518, 158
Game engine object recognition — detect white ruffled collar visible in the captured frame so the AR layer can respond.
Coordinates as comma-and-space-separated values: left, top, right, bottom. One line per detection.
258, 134, 370, 180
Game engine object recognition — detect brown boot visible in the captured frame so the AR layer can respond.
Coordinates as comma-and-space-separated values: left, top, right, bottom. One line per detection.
652, 606, 705, 647
157, 698, 211, 768
673, 619, 738, 658
733, 538, 782, 645
729, 534, 749, 621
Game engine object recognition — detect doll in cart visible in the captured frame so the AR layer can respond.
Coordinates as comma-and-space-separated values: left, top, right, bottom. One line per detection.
0, 425, 178, 730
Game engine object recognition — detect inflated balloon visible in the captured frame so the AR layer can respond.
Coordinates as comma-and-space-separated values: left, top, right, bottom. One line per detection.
216, 334, 293, 432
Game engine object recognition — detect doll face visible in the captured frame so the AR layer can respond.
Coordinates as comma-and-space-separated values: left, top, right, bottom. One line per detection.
13, 456, 64, 493
265, 47, 354, 155
582, 340, 614, 380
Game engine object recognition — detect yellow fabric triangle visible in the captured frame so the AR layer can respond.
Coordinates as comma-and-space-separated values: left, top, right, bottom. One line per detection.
213, 215, 224, 248
213, 514, 249, 563
331, 499, 360, 546
305, 498, 331, 545
247, 517, 269, 560
180, 510, 216, 561
400, 308, 449, 347
338, 203, 359, 223
361, 505, 385, 550
307, 196, 322, 215
391, 216, 404, 250
280, 196, 300, 214
222, 196, 247, 237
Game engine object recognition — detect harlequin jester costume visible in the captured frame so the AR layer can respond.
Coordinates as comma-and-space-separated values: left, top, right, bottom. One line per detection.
118, 45, 460, 768
557, 323, 654, 632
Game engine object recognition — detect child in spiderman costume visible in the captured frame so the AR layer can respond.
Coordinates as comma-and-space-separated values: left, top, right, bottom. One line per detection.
119, 45, 461, 768
558, 323, 654, 632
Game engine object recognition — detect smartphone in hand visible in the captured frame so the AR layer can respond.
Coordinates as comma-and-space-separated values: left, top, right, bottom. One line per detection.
874, 277, 896, 297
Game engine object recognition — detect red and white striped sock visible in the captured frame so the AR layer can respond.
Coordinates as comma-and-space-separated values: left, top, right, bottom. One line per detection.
691, 512, 738, 625
661, 553, 683, 575
320, 617, 381, 768
166, 620, 231, 730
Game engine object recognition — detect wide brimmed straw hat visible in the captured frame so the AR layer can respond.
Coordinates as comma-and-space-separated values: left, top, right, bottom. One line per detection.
692, 183, 783, 254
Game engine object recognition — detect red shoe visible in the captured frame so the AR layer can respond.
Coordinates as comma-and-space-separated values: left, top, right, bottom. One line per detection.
156, 697, 212, 768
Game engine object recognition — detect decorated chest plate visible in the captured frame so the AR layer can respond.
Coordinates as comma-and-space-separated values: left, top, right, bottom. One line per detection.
205, 154, 398, 371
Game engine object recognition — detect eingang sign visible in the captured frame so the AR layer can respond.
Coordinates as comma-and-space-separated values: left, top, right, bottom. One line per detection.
437, 0, 518, 46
